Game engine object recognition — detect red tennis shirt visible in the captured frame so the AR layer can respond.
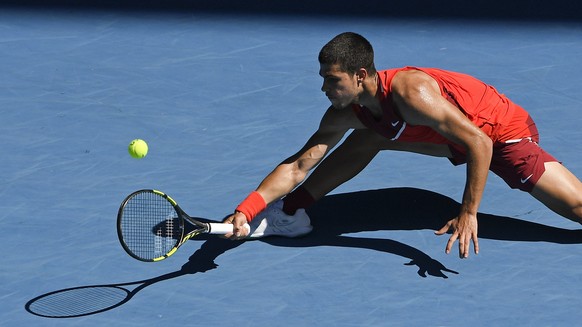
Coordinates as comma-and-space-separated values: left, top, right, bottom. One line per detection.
352, 67, 538, 155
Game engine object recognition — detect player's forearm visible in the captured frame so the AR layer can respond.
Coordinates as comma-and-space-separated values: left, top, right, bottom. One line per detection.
255, 140, 336, 203
234, 162, 305, 222
459, 138, 492, 216
305, 130, 383, 199
301, 141, 378, 200
256, 162, 309, 204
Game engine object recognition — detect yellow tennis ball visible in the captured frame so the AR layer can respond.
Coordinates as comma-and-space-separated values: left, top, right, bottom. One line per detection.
128, 139, 148, 159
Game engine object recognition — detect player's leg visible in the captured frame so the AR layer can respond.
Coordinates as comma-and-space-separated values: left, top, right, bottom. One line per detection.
281, 129, 453, 218
530, 161, 582, 223
300, 129, 452, 200
299, 129, 383, 200
249, 129, 389, 239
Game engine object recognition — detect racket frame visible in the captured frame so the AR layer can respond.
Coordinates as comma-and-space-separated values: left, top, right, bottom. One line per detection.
117, 189, 209, 262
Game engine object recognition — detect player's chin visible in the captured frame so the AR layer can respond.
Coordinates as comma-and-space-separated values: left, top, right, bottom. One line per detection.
329, 100, 349, 110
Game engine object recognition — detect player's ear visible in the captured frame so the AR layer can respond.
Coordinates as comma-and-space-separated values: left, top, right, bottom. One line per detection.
355, 68, 368, 84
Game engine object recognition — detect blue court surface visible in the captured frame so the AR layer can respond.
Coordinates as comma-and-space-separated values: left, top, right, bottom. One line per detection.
2, 2, 582, 326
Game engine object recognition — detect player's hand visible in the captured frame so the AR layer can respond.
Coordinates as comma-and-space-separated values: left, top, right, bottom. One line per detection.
222, 211, 249, 240
435, 213, 479, 258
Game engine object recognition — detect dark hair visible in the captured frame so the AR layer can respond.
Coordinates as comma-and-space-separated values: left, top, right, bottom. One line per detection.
318, 32, 376, 75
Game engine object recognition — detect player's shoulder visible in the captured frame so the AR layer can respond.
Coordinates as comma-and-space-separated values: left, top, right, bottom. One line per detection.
391, 69, 439, 98
392, 69, 434, 86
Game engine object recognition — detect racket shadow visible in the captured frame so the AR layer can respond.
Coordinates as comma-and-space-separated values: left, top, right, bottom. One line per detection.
24, 238, 244, 318
262, 187, 582, 278
26, 187, 582, 317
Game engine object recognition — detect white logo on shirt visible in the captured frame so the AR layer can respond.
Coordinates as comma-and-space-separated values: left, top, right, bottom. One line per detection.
520, 174, 534, 184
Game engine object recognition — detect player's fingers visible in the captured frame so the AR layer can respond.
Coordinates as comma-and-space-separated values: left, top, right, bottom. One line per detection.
221, 216, 235, 238
234, 222, 249, 238
231, 224, 243, 239
445, 233, 458, 254
473, 233, 479, 255
459, 234, 469, 258
435, 221, 452, 235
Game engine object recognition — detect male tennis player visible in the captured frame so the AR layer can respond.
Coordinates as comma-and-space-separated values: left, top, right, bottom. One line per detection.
224, 32, 582, 258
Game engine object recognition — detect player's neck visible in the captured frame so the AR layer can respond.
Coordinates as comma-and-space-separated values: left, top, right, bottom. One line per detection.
359, 73, 382, 118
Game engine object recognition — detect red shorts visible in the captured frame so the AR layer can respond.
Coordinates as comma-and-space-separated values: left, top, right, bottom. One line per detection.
450, 137, 559, 192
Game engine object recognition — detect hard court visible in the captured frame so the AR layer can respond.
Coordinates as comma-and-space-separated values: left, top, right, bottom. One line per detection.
2, 1, 582, 326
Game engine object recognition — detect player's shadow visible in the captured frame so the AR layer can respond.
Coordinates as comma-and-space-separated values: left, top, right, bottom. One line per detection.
258, 187, 582, 278
26, 187, 582, 318
306, 187, 582, 243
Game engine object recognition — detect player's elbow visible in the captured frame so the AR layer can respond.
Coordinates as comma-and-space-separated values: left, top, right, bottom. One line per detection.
290, 161, 310, 184
290, 146, 327, 183
479, 132, 493, 151
470, 132, 493, 159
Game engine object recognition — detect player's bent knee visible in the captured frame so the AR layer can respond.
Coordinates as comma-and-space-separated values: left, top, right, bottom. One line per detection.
533, 192, 582, 224
555, 196, 582, 224
530, 162, 582, 224
572, 204, 582, 224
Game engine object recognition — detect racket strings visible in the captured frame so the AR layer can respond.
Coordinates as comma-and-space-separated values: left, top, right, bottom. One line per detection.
120, 192, 182, 260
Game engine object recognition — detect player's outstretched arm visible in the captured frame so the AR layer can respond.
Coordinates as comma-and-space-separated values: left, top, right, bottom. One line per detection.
392, 70, 492, 258
224, 106, 353, 238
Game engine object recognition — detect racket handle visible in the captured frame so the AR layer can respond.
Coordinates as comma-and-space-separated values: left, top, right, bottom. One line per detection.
207, 222, 251, 235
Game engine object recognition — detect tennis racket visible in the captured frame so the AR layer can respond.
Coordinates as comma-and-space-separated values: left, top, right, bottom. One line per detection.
117, 189, 249, 262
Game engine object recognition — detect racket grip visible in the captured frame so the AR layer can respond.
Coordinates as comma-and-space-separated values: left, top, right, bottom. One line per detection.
207, 222, 251, 235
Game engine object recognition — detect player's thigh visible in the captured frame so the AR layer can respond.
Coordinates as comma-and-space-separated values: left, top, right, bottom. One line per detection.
345, 129, 452, 157
375, 138, 452, 157
530, 161, 582, 222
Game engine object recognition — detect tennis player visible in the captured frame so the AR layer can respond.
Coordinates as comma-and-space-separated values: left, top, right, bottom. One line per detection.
225, 32, 582, 258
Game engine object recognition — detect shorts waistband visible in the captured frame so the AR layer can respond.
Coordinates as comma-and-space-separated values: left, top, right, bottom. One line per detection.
504, 137, 532, 144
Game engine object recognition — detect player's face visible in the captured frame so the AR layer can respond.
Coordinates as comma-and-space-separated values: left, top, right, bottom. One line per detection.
319, 63, 360, 109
